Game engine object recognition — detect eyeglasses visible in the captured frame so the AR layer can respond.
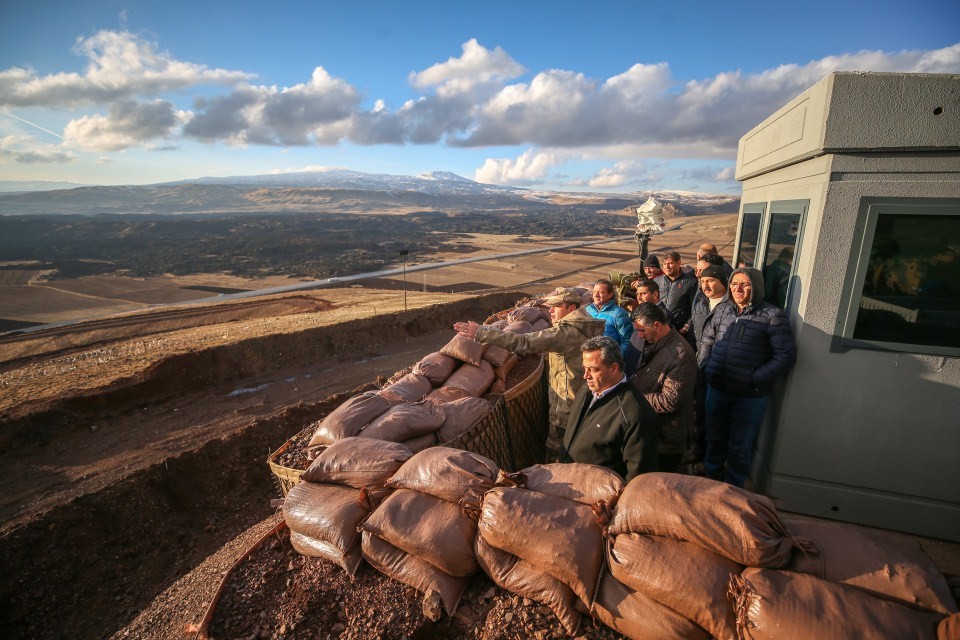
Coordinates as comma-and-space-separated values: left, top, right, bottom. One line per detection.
729, 282, 752, 289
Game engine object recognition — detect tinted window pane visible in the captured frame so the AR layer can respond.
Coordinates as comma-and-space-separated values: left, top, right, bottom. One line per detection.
737, 212, 762, 268
762, 213, 801, 308
853, 213, 960, 349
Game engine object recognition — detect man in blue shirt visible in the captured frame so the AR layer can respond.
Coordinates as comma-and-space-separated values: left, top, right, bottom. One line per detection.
585, 278, 633, 356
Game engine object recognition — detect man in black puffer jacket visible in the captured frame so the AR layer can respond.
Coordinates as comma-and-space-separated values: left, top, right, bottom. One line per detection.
697, 267, 796, 488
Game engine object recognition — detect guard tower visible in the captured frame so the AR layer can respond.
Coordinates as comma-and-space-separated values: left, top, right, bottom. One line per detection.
732, 72, 960, 542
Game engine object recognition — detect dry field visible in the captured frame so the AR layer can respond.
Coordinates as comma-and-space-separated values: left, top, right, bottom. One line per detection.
0, 213, 737, 328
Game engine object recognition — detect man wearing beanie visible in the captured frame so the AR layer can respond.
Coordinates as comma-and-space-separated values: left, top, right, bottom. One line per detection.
643, 254, 663, 280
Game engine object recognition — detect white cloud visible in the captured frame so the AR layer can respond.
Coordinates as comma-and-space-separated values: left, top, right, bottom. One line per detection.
409, 38, 525, 97
0, 135, 74, 164
474, 149, 562, 185
63, 99, 188, 151
0, 30, 252, 109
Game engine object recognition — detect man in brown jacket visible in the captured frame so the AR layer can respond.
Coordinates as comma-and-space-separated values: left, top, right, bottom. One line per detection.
629, 302, 697, 472
453, 288, 605, 459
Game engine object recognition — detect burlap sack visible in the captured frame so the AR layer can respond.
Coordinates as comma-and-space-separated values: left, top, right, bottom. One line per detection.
283, 481, 379, 576
730, 568, 944, 640
440, 334, 488, 367
426, 386, 472, 403
402, 432, 437, 453
300, 436, 412, 488
507, 306, 546, 325
783, 516, 957, 615
307, 391, 397, 446
498, 463, 624, 506
289, 530, 363, 576
493, 353, 519, 382
504, 320, 534, 334
386, 446, 499, 504
607, 472, 808, 568
383, 372, 433, 402
359, 400, 445, 442
436, 396, 492, 444
488, 319, 509, 330
413, 351, 459, 386
443, 359, 494, 397
361, 531, 468, 619
607, 532, 740, 640
530, 317, 551, 331
591, 573, 710, 640
482, 343, 513, 367
475, 535, 582, 635
489, 379, 506, 394
479, 486, 603, 607
361, 488, 478, 578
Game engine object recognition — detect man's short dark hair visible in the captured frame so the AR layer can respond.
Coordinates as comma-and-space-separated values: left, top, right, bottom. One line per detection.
699, 253, 724, 267
636, 278, 659, 294
631, 302, 667, 325
594, 278, 617, 301
580, 335, 624, 370
663, 251, 681, 262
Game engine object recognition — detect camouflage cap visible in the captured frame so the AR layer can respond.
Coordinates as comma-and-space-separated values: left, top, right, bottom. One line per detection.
542, 287, 582, 306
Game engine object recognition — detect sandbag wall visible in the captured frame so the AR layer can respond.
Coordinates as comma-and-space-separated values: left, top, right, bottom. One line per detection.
283, 457, 957, 640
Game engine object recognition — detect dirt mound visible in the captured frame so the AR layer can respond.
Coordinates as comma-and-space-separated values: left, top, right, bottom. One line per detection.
0, 291, 526, 640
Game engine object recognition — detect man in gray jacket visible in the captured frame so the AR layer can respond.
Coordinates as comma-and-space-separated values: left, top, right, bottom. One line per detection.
453, 288, 605, 459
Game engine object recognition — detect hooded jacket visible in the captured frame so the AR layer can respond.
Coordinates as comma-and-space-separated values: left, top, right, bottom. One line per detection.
698, 268, 796, 397
585, 299, 633, 356
474, 306, 605, 429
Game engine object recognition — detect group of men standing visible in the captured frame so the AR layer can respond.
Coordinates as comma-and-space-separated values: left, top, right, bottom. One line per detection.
453, 242, 796, 489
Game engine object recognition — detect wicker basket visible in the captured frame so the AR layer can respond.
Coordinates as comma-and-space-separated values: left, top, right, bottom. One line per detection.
266, 439, 305, 497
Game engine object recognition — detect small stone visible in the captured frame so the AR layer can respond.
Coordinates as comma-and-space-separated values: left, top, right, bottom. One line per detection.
505, 612, 514, 622
331, 623, 345, 632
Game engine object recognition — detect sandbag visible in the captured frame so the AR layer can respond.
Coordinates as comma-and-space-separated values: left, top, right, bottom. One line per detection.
482, 343, 513, 367
475, 535, 581, 635
440, 334, 488, 367
382, 372, 433, 402
436, 396, 492, 444
300, 436, 412, 488
307, 391, 397, 446
361, 488, 478, 578
290, 530, 363, 576
784, 516, 957, 615
507, 306, 546, 325
359, 400, 445, 442
402, 432, 437, 453
479, 486, 603, 607
443, 359, 495, 397
591, 573, 710, 640
493, 353, 519, 382
731, 568, 943, 640
413, 351, 459, 386
426, 386, 472, 403
498, 463, 623, 506
361, 531, 468, 619
386, 446, 499, 504
282, 481, 378, 576
607, 533, 740, 640
503, 320, 534, 334
530, 317, 551, 332
607, 472, 806, 568
488, 319, 509, 330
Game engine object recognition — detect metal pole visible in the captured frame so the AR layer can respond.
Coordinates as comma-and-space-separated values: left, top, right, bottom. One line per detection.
399, 250, 409, 310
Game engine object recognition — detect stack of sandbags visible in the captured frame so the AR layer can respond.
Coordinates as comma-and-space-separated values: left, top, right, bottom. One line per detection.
360, 447, 499, 621
357, 399, 446, 453
307, 389, 405, 447
782, 516, 957, 617
599, 472, 813, 640
282, 437, 413, 575
729, 568, 945, 639
476, 463, 623, 635
506, 304, 551, 332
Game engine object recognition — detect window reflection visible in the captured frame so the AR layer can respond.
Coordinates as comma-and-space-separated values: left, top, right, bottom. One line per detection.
737, 211, 762, 269
762, 213, 801, 308
853, 213, 960, 349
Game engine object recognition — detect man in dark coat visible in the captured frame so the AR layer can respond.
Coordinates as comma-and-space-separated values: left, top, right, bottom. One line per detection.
562, 336, 659, 481
654, 251, 698, 343
698, 268, 796, 488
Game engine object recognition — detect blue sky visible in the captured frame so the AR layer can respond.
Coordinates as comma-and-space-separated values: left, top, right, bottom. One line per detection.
1, 0, 958, 194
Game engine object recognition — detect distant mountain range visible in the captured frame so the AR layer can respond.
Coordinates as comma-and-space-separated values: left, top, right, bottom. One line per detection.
0, 170, 740, 216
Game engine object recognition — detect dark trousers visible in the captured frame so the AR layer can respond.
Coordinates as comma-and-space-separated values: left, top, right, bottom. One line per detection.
704, 385, 768, 488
